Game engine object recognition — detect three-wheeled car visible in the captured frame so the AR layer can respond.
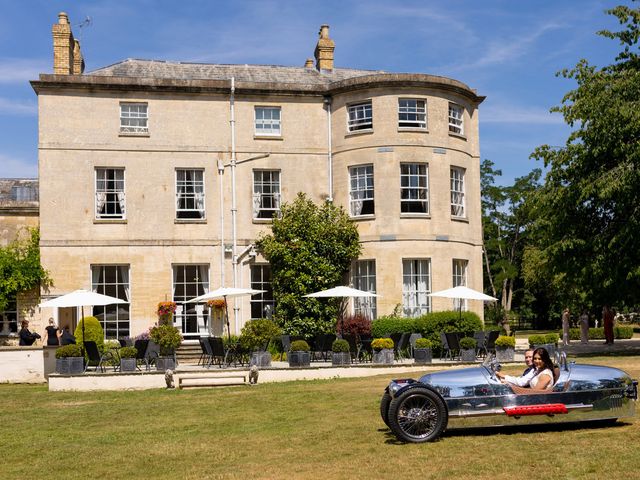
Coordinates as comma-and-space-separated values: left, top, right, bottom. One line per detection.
381, 353, 637, 443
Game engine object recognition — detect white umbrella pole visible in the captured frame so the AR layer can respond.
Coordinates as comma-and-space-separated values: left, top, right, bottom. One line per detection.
81, 305, 86, 358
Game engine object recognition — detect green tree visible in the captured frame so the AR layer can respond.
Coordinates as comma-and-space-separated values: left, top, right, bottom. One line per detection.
481, 160, 541, 323
0, 228, 51, 311
530, 4, 640, 310
256, 193, 361, 336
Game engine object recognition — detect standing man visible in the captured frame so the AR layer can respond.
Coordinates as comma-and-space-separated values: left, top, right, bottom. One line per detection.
562, 308, 571, 346
603, 305, 615, 345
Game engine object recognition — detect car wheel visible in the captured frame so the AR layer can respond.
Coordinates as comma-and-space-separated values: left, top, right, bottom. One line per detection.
388, 386, 447, 443
380, 390, 392, 428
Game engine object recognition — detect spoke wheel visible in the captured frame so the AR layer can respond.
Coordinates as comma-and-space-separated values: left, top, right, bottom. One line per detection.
388, 386, 447, 443
380, 390, 392, 428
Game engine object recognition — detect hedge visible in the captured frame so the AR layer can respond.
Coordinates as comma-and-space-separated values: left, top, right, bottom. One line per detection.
567, 327, 633, 341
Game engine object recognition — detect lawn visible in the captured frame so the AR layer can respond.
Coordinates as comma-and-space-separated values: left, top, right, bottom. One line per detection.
1, 356, 638, 479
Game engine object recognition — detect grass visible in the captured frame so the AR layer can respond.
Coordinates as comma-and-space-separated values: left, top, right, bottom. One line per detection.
1, 356, 638, 479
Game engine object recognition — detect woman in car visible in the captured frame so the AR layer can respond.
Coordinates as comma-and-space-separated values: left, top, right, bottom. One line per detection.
528, 347, 555, 390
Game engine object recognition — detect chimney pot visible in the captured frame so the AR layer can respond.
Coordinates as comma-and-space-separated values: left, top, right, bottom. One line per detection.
304, 58, 314, 68
314, 24, 335, 73
58, 12, 69, 24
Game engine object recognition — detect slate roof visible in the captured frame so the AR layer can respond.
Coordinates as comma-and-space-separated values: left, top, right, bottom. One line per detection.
88, 58, 384, 86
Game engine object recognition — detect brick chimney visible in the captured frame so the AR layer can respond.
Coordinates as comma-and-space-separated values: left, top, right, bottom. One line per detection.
314, 25, 335, 73
52, 12, 83, 75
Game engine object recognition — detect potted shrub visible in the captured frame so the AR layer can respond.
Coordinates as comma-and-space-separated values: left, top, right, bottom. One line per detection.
331, 339, 351, 366
240, 319, 281, 367
459, 337, 477, 362
372, 338, 394, 364
55, 344, 84, 374
119, 346, 138, 372
413, 338, 433, 364
288, 340, 311, 367
150, 323, 182, 371
494, 335, 515, 362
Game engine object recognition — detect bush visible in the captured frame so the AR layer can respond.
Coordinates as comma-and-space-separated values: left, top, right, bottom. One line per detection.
240, 319, 281, 352
119, 346, 137, 358
149, 324, 183, 356
331, 339, 350, 353
337, 313, 372, 337
290, 340, 310, 352
371, 316, 415, 337
614, 326, 634, 339
495, 335, 516, 348
413, 311, 483, 356
528, 334, 546, 346
414, 338, 433, 349
459, 337, 477, 350
545, 333, 559, 345
55, 344, 82, 359
74, 316, 104, 351
371, 338, 393, 351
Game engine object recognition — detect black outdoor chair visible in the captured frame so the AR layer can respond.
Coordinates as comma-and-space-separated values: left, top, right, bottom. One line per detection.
408, 333, 422, 358
394, 333, 411, 360
83, 340, 117, 373
439, 332, 449, 360
473, 331, 487, 358
321, 333, 336, 361
358, 335, 373, 362
485, 330, 500, 356
198, 337, 212, 367
342, 334, 359, 363
444, 332, 461, 361
207, 337, 226, 368
133, 339, 153, 371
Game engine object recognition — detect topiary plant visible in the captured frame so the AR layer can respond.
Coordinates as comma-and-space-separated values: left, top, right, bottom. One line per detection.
290, 339, 310, 352
495, 335, 516, 348
55, 344, 82, 359
459, 337, 477, 350
371, 338, 394, 351
414, 338, 433, 349
73, 316, 104, 351
331, 339, 350, 353
149, 324, 183, 356
119, 346, 137, 358
240, 319, 282, 352
528, 334, 546, 347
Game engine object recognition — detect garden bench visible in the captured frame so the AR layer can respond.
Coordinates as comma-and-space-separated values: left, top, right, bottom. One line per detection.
176, 373, 246, 389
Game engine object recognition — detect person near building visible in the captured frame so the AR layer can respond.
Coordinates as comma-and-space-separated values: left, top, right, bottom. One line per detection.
562, 308, 571, 346
42, 318, 60, 346
57, 326, 76, 346
18, 320, 41, 346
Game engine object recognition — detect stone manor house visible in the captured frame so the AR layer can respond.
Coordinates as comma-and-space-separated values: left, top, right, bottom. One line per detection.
11, 13, 486, 341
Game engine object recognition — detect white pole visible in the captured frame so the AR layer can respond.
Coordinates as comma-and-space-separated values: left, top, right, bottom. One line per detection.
325, 97, 333, 202
218, 159, 225, 286
230, 77, 239, 334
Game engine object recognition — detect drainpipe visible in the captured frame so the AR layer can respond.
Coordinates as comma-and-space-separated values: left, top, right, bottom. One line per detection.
217, 158, 225, 286
324, 96, 333, 202
230, 76, 237, 291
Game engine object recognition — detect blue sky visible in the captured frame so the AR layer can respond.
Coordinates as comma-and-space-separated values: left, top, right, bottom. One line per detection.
0, 0, 629, 185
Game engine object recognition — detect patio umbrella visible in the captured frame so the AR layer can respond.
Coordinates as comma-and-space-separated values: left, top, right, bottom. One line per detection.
428, 286, 497, 319
39, 290, 127, 357
304, 286, 379, 335
188, 287, 265, 342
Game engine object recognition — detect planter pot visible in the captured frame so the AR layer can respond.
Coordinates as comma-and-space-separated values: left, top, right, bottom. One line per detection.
288, 351, 310, 367
533, 343, 556, 359
120, 358, 137, 372
250, 351, 272, 367
495, 346, 515, 363
56, 357, 84, 375
373, 348, 394, 365
156, 356, 176, 371
331, 351, 351, 366
460, 348, 476, 362
413, 348, 432, 365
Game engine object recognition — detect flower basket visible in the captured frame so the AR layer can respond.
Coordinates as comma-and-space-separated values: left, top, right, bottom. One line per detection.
157, 301, 177, 325
207, 299, 226, 310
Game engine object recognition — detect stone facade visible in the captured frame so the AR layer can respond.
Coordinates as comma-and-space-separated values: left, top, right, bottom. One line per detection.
31, 14, 485, 340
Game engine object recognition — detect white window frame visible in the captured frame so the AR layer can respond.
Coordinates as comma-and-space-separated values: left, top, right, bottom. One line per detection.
349, 165, 374, 216
402, 259, 431, 317
400, 163, 429, 214
120, 102, 148, 134
450, 167, 466, 218
254, 106, 281, 136
452, 259, 468, 311
448, 103, 464, 135
253, 170, 281, 220
351, 260, 377, 319
95, 168, 126, 220
91, 265, 130, 339
250, 264, 275, 319
172, 264, 210, 339
347, 101, 373, 131
398, 98, 427, 129
175, 169, 205, 220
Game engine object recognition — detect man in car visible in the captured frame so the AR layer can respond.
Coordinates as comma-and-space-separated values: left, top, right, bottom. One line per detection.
496, 349, 535, 387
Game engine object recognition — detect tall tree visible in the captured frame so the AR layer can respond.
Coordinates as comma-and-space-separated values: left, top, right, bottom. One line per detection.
530, 4, 640, 309
256, 193, 361, 336
0, 228, 51, 311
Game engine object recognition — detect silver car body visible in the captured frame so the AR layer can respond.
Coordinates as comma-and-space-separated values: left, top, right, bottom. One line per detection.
388, 360, 637, 430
